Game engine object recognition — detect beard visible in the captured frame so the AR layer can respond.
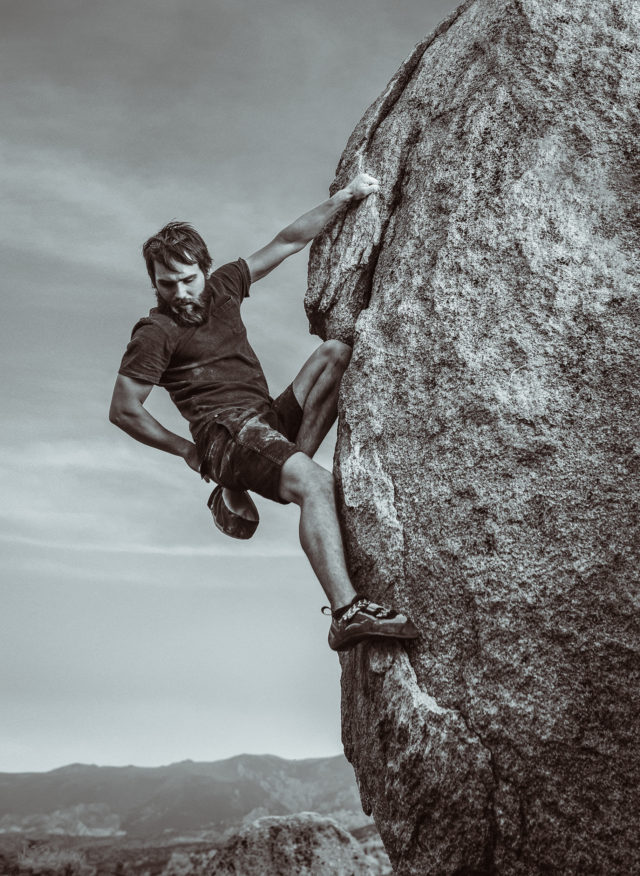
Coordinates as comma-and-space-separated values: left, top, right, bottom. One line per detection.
156, 287, 211, 327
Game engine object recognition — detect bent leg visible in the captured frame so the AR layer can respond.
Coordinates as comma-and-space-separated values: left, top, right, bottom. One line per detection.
291, 340, 351, 457
280, 451, 356, 610
220, 340, 351, 519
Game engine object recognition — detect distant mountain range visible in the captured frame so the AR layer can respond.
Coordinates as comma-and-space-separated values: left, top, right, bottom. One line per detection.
0, 754, 367, 840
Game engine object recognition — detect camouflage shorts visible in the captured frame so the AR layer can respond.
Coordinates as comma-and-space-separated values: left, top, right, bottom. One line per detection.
197, 384, 303, 503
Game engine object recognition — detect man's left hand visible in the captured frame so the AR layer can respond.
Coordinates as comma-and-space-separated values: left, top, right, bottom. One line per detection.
343, 172, 380, 201
246, 171, 381, 283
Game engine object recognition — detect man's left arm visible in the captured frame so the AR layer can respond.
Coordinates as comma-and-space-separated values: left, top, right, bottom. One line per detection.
245, 172, 379, 283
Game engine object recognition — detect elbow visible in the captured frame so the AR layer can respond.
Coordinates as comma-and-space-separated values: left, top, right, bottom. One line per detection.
275, 230, 306, 250
274, 229, 295, 247
109, 403, 134, 429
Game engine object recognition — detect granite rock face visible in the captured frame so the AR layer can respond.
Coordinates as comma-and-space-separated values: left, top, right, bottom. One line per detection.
306, 1, 640, 873
208, 813, 382, 875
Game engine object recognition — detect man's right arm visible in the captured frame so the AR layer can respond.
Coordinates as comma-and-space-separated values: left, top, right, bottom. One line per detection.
109, 374, 201, 474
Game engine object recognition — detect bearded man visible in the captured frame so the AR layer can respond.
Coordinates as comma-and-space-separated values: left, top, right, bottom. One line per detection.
109, 173, 418, 652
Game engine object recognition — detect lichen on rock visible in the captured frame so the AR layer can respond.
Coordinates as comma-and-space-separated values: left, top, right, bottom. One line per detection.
306, 1, 640, 873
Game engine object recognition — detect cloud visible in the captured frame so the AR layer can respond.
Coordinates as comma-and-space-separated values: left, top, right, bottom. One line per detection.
5, 437, 176, 474
0, 532, 299, 558
1, 435, 303, 560
1, 141, 147, 279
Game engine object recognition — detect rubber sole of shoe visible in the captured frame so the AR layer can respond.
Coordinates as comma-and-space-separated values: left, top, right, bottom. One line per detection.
330, 623, 419, 652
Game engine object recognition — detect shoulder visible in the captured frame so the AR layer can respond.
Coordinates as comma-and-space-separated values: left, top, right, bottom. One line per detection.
208, 258, 251, 301
130, 309, 180, 341
119, 309, 178, 384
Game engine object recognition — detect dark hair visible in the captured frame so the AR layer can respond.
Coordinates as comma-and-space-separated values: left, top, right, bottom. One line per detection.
142, 221, 212, 286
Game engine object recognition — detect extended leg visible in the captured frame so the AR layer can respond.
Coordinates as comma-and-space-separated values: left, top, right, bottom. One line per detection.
279, 451, 356, 609
279, 452, 419, 651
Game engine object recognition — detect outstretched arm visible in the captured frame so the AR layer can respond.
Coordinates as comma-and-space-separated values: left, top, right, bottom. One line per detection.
109, 374, 203, 476
245, 172, 379, 283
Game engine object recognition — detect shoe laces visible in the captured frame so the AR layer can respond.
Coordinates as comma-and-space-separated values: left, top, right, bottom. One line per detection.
341, 598, 369, 623
360, 600, 397, 620
322, 598, 398, 624
321, 598, 367, 622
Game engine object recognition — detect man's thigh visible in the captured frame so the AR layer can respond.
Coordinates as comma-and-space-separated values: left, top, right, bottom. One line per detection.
291, 340, 351, 408
271, 383, 304, 443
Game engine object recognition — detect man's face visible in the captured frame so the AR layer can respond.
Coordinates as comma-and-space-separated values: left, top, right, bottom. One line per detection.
153, 258, 209, 326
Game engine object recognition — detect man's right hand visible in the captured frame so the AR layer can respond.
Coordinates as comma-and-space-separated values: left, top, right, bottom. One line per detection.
109, 375, 210, 480
183, 442, 208, 480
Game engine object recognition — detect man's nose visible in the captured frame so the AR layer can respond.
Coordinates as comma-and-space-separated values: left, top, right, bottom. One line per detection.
174, 283, 189, 299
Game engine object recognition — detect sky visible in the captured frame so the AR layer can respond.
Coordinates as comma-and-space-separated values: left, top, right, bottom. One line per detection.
1, 0, 456, 773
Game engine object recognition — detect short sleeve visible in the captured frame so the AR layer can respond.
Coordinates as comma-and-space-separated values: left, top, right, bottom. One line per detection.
118, 320, 175, 385
208, 258, 251, 304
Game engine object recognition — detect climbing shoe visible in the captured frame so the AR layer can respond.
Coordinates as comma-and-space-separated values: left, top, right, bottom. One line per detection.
207, 485, 259, 540
323, 596, 419, 652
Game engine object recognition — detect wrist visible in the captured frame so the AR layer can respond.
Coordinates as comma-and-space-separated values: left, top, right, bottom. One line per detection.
334, 188, 355, 207
175, 438, 194, 459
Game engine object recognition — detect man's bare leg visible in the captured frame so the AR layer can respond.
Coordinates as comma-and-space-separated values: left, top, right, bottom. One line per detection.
280, 451, 420, 650
221, 340, 351, 518
279, 352, 419, 648
292, 340, 352, 457
279, 451, 356, 610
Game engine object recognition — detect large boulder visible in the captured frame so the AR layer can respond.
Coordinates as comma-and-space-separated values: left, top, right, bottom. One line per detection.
306, 1, 640, 874
207, 812, 383, 875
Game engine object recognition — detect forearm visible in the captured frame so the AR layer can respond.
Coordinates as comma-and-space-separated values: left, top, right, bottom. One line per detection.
246, 173, 378, 282
278, 188, 354, 245
110, 404, 193, 459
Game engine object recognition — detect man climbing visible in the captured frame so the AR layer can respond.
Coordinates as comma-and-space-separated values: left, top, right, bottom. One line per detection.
109, 172, 418, 652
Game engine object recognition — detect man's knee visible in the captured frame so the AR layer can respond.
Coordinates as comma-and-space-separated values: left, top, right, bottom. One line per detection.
279, 452, 334, 505
320, 339, 352, 371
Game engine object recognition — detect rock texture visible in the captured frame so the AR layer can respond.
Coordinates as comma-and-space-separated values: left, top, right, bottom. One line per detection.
207, 813, 383, 875
306, 1, 640, 873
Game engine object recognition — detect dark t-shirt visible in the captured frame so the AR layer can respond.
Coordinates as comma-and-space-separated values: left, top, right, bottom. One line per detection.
118, 258, 271, 443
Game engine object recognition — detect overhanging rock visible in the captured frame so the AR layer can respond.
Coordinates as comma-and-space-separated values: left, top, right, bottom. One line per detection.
306, 1, 640, 873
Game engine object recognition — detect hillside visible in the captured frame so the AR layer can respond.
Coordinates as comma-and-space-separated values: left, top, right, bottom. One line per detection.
0, 754, 366, 840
